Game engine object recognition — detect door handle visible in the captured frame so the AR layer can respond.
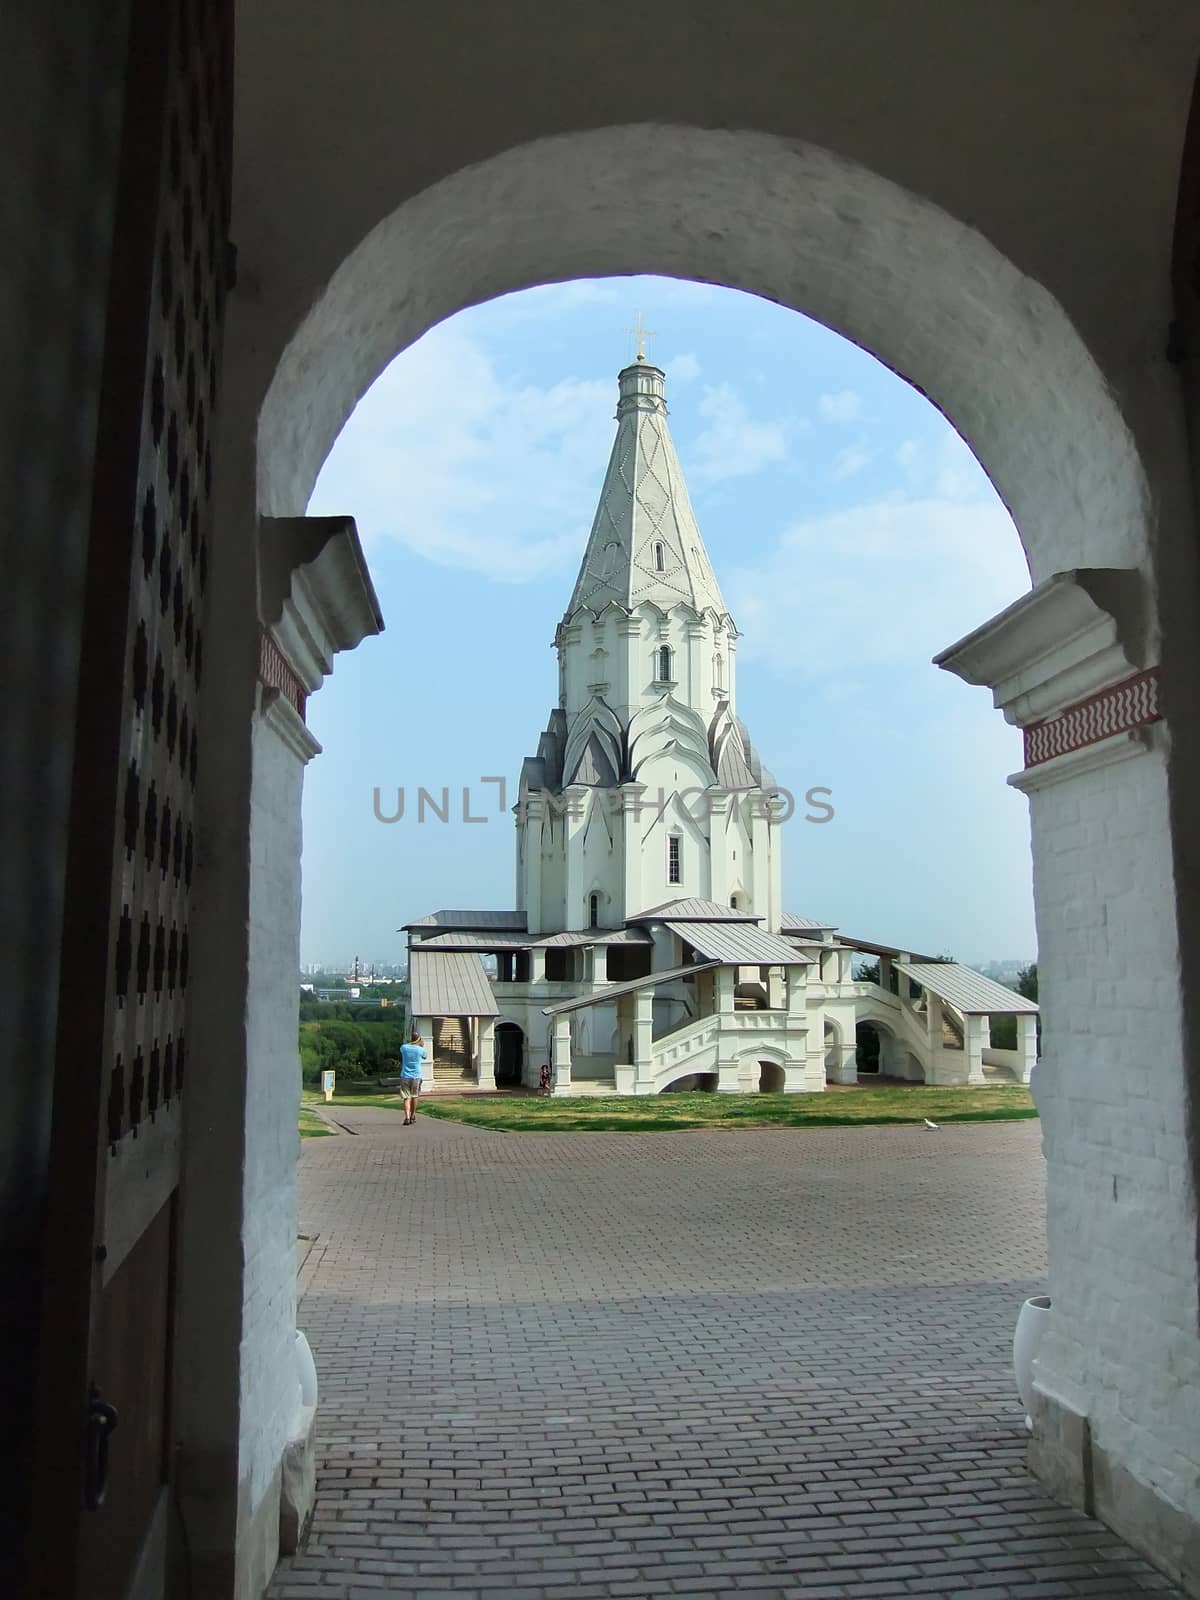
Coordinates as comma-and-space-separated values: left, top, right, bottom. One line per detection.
83, 1385, 119, 1510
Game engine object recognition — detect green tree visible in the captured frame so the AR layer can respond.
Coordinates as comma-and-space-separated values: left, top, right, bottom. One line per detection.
1016, 962, 1038, 1002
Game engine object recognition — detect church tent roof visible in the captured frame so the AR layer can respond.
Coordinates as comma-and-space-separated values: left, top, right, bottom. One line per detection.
562, 362, 732, 626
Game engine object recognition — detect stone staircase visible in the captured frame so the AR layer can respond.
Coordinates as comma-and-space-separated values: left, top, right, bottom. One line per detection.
565, 1078, 619, 1097
431, 1017, 473, 1090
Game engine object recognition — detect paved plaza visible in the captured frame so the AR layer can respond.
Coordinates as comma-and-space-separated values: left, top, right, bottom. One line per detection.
269, 1112, 1177, 1599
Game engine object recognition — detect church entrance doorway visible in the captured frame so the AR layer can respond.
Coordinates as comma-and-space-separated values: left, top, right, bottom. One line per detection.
856, 1022, 883, 1075
758, 1061, 786, 1093
495, 1022, 524, 1088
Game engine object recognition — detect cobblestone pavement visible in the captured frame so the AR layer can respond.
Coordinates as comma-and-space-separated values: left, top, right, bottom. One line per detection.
270, 1112, 1177, 1599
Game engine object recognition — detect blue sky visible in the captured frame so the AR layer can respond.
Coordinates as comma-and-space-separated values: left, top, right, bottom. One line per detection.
301, 276, 1036, 968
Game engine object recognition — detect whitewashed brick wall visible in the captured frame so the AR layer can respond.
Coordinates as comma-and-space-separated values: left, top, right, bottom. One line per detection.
1030, 736, 1199, 1524
240, 702, 306, 1530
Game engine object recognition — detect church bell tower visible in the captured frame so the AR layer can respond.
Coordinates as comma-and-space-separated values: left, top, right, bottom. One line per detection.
516, 356, 783, 934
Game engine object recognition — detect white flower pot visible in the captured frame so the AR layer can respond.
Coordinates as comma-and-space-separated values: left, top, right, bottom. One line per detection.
294, 1328, 318, 1410
1013, 1294, 1051, 1427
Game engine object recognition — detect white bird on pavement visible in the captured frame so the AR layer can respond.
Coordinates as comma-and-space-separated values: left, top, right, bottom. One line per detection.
924, 1118, 940, 1129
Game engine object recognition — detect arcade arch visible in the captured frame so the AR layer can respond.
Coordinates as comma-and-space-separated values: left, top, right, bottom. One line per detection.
197, 109, 1200, 1600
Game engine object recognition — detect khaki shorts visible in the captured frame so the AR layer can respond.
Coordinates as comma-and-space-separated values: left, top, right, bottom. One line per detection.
398, 1077, 422, 1097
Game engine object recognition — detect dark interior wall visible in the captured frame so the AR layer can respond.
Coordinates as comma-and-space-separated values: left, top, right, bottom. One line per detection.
0, 3, 131, 1587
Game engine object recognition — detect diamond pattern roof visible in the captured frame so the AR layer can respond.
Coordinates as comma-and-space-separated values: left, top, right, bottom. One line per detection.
564, 364, 730, 623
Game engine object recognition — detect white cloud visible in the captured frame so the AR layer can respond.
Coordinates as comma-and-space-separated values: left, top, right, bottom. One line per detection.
831, 443, 872, 481
819, 389, 863, 423
725, 490, 1029, 676
307, 322, 612, 582
666, 351, 701, 384
690, 383, 791, 482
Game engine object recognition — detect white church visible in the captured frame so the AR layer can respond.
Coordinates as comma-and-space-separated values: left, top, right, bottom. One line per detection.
405, 356, 1037, 1096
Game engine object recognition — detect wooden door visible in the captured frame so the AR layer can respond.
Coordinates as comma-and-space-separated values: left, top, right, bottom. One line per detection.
29, 1, 232, 1594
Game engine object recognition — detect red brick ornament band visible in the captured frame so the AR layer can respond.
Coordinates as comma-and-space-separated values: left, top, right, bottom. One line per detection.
1024, 667, 1161, 768
258, 630, 307, 720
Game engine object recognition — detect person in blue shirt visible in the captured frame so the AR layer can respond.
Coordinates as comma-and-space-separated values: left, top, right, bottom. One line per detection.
398, 1032, 426, 1125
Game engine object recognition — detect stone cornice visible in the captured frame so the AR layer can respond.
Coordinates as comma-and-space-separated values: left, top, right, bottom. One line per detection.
1010, 725, 1160, 795
258, 515, 384, 695
934, 569, 1151, 727
259, 686, 323, 765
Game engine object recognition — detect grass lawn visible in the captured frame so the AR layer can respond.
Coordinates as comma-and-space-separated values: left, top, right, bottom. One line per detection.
304, 1084, 1036, 1133
298, 1104, 336, 1138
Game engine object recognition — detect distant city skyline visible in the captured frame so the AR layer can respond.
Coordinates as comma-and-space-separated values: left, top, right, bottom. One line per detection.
299, 276, 1037, 967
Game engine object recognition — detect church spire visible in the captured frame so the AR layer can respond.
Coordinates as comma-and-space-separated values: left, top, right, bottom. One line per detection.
563, 362, 730, 625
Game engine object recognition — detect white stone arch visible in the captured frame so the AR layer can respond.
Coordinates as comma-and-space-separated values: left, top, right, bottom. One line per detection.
251, 123, 1154, 605
583, 882, 608, 928
493, 1016, 527, 1086
214, 115, 1200, 1581
737, 1044, 789, 1065
855, 1016, 899, 1076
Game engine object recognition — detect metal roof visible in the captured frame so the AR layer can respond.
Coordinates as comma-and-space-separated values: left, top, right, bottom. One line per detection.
409, 950, 499, 1017
781, 912, 838, 931
415, 927, 653, 952
667, 920, 812, 967
629, 897, 761, 923
414, 930, 530, 950
839, 933, 940, 963
541, 961, 721, 1016
402, 908, 527, 932
899, 962, 1039, 1015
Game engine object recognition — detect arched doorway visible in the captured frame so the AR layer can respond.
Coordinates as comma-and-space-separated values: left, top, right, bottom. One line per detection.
758, 1060, 786, 1093
857, 1017, 902, 1081
494, 1022, 524, 1088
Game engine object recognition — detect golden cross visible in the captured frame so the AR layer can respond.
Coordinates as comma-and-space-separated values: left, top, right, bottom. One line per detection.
624, 308, 656, 363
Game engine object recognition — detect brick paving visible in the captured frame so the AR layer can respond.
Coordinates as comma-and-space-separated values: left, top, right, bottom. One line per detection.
270, 1112, 1177, 1598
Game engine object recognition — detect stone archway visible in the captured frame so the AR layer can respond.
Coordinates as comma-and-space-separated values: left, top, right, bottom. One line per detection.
494, 1021, 524, 1089
204, 108, 1200, 1600
758, 1060, 786, 1093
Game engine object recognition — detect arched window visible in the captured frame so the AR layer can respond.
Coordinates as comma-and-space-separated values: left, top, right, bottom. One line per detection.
588, 892, 599, 928
656, 644, 672, 682
729, 893, 739, 910
668, 834, 682, 885
653, 541, 665, 572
